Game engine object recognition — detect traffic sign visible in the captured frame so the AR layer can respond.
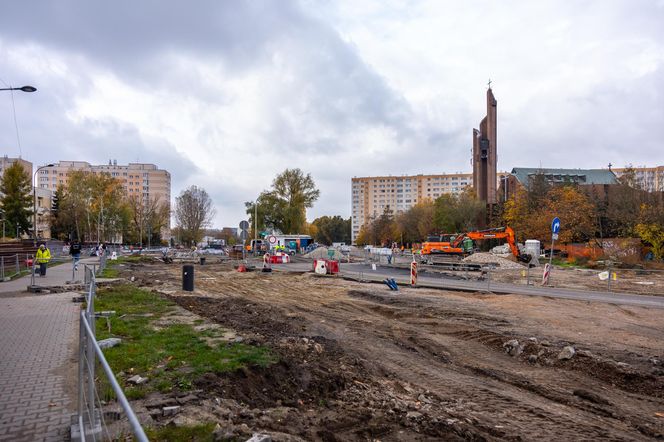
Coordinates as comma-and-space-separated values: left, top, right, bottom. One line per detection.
239, 220, 249, 230
552, 233, 559, 241
267, 235, 277, 245
551, 217, 560, 234
239, 230, 248, 241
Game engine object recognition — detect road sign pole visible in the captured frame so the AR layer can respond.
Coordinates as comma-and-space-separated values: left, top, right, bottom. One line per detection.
546, 217, 561, 286
546, 233, 555, 285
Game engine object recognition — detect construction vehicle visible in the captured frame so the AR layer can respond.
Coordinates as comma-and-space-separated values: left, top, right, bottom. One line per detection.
420, 227, 531, 264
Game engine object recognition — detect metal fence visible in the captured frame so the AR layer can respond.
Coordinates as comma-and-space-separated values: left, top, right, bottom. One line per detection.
351, 252, 664, 296
0, 253, 37, 280
73, 264, 147, 442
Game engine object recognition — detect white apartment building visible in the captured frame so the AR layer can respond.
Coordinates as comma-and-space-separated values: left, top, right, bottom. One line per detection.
0, 155, 32, 178
351, 173, 473, 243
613, 166, 664, 192
37, 160, 171, 208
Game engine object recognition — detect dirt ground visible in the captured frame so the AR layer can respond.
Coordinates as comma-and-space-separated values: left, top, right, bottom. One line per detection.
481, 263, 664, 296
121, 259, 664, 440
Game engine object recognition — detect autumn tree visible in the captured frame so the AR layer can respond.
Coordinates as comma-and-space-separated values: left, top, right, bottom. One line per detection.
542, 187, 596, 243
504, 184, 596, 243
635, 223, 664, 260
52, 171, 129, 242
396, 201, 434, 244
0, 162, 33, 238
246, 168, 320, 235
126, 195, 170, 246
175, 185, 215, 246
432, 188, 484, 233
311, 216, 351, 245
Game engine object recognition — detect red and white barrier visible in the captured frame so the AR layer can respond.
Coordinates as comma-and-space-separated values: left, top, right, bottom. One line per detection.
410, 260, 418, 286
542, 263, 551, 285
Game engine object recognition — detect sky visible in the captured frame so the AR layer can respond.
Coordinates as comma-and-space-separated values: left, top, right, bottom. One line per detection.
1, 0, 663, 228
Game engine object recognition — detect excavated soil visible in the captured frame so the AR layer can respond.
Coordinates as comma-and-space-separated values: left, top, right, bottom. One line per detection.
121, 260, 664, 440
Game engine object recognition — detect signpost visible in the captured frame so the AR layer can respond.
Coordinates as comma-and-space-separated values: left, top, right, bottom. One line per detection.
543, 217, 560, 285
239, 220, 249, 261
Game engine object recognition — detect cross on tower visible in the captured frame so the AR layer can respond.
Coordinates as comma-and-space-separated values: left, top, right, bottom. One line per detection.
487, 79, 492, 89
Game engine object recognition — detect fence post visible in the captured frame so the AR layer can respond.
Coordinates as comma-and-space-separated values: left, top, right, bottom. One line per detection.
15, 254, 18, 275
1, 256, 4, 280
78, 313, 85, 427
86, 279, 96, 432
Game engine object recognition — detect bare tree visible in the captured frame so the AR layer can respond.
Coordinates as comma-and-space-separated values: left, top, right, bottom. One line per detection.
175, 185, 215, 245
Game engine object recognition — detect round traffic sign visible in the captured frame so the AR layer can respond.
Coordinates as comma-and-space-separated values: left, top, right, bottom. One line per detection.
239, 220, 249, 230
268, 235, 277, 244
551, 217, 561, 234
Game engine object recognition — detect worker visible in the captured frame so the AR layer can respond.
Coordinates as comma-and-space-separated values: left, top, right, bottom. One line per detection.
36, 243, 51, 277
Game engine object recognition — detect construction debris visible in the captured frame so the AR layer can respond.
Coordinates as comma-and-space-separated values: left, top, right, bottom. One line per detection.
98, 338, 122, 349
463, 252, 525, 269
558, 346, 576, 360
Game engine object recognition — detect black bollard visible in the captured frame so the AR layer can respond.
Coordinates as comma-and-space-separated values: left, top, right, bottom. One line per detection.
182, 265, 194, 291
200, 257, 206, 265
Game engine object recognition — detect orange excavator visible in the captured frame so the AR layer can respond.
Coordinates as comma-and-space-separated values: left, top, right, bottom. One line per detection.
421, 227, 531, 263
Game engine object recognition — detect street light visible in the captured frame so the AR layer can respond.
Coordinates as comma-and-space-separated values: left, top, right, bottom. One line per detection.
0, 85, 37, 93
33, 164, 54, 246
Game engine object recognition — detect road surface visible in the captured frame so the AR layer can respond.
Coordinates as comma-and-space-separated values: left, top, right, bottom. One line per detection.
273, 261, 664, 309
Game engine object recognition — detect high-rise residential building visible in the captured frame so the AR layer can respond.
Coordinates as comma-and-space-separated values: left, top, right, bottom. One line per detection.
0, 155, 32, 178
34, 187, 54, 240
612, 165, 664, 192
351, 173, 473, 243
37, 161, 171, 224
472, 87, 498, 205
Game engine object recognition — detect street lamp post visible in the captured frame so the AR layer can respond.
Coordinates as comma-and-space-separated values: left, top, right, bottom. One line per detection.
2, 84, 38, 242
33, 164, 54, 246
0, 86, 37, 93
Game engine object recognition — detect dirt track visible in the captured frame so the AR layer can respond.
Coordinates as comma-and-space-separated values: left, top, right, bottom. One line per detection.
128, 260, 664, 440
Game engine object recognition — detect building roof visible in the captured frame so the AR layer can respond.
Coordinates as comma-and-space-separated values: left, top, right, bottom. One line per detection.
510, 168, 618, 185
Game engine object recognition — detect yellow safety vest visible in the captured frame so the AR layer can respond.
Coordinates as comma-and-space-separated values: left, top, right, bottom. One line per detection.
36, 248, 51, 264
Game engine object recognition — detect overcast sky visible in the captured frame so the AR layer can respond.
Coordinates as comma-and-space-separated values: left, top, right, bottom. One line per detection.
1, 0, 663, 228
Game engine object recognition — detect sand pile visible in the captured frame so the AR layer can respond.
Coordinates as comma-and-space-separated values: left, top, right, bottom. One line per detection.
305, 247, 343, 260
463, 252, 525, 269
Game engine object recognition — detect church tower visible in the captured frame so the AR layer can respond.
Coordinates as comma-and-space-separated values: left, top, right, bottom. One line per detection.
472, 86, 498, 206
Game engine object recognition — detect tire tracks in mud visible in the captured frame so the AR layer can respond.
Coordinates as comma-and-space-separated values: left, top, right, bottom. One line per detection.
161, 267, 664, 440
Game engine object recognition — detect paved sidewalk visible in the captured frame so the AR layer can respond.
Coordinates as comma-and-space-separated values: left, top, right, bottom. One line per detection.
0, 292, 80, 441
0, 257, 98, 294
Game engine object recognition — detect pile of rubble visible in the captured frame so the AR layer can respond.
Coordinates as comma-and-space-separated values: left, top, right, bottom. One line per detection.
304, 247, 343, 260
463, 252, 525, 269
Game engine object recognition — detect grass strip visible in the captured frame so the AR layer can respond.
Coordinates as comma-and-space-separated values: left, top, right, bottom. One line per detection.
94, 284, 275, 400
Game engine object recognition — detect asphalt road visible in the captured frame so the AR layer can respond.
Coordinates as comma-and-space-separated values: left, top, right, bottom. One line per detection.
275, 261, 664, 309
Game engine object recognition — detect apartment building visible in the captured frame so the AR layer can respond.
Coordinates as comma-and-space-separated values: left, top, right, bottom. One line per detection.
351, 173, 473, 243
613, 166, 664, 192
0, 155, 32, 178
34, 187, 54, 239
36, 160, 171, 207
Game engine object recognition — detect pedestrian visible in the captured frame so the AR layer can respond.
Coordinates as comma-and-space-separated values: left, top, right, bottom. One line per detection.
70, 240, 82, 271
36, 244, 51, 277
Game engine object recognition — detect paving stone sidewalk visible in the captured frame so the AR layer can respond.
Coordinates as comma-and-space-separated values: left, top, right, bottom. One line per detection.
0, 292, 80, 441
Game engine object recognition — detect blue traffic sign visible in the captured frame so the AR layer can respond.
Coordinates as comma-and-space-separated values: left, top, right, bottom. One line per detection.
551, 217, 561, 234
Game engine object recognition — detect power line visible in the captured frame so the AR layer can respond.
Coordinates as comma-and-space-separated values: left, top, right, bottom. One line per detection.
0, 76, 24, 157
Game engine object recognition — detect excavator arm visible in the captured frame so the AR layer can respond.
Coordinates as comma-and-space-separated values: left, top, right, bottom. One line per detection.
458, 227, 532, 263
